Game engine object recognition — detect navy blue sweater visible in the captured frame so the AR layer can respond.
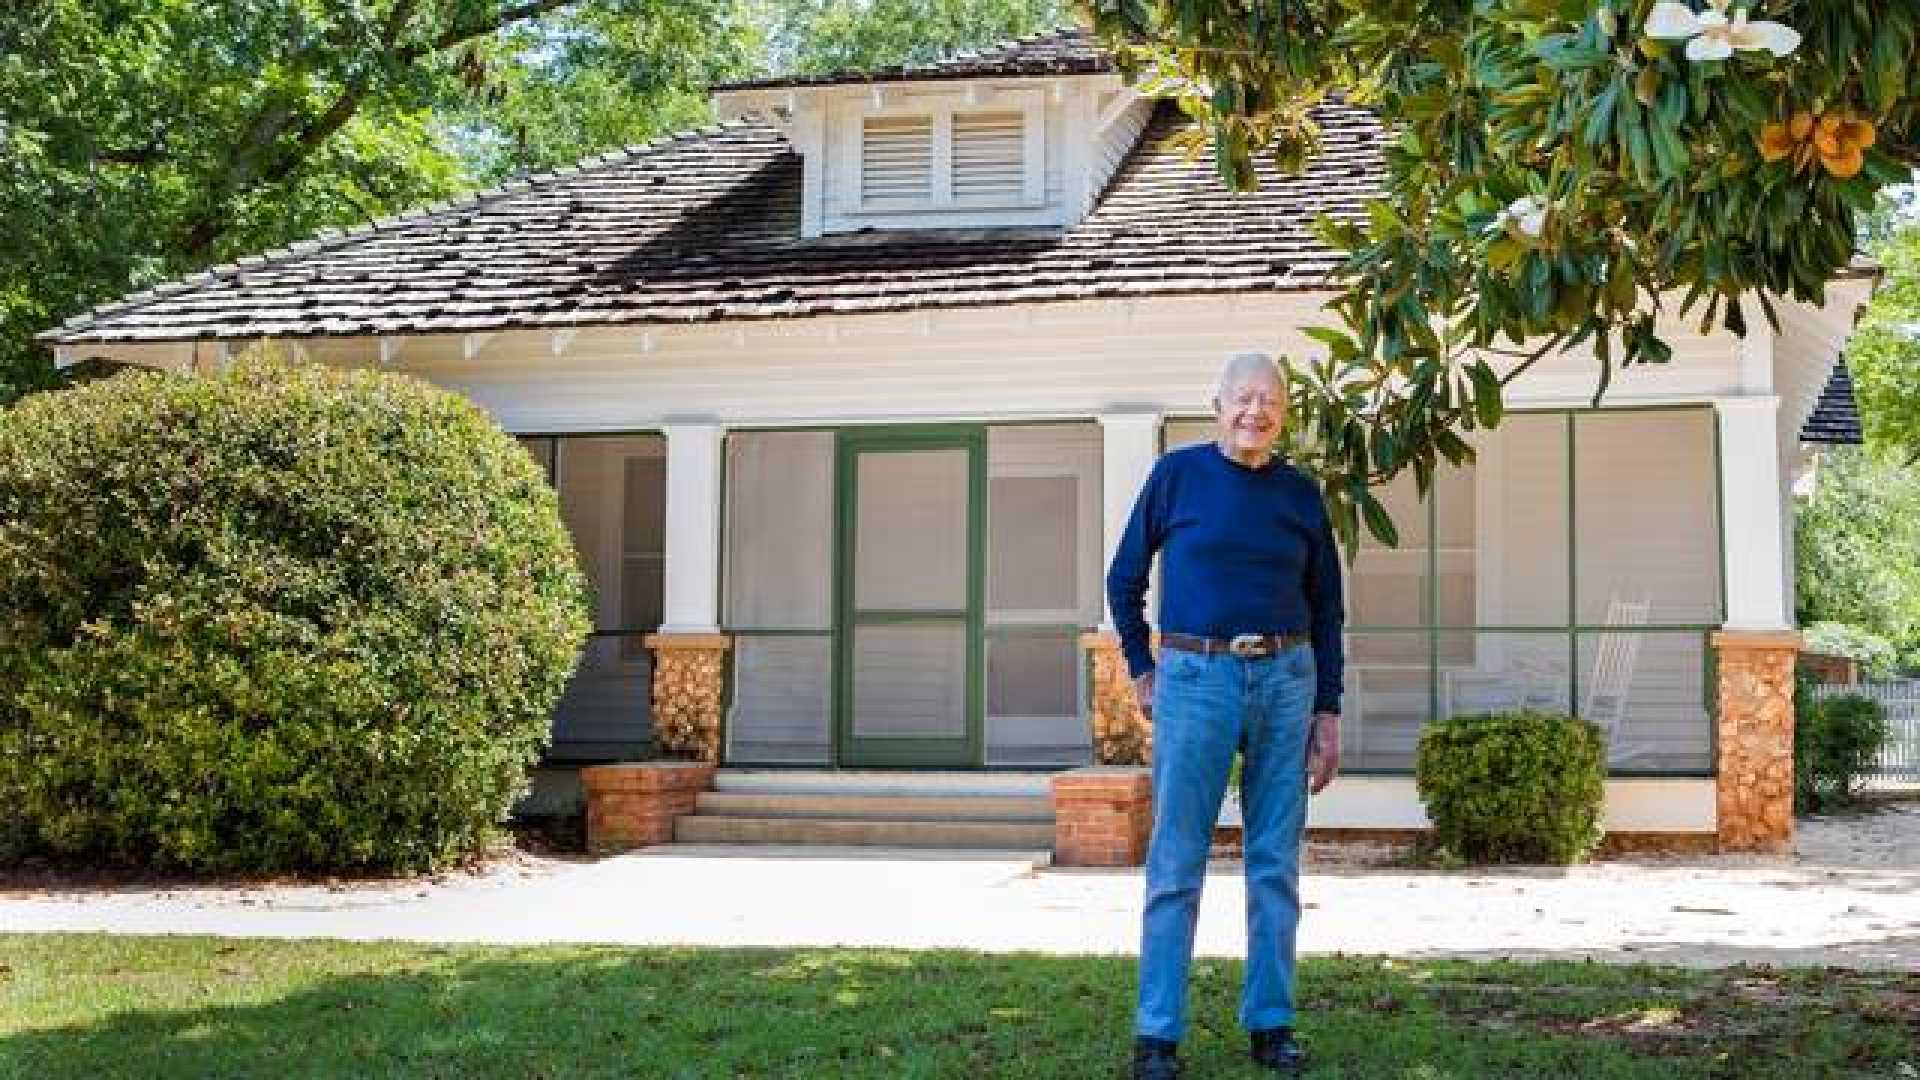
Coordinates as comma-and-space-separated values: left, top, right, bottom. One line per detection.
1106, 442, 1346, 714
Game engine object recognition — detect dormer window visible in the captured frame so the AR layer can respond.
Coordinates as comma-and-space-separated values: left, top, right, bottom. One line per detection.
850, 93, 1045, 218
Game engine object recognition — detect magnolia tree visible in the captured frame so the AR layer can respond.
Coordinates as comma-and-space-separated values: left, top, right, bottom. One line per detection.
1082, 0, 1916, 549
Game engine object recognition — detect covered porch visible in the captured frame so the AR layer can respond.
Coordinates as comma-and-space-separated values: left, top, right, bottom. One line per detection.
541, 392, 1798, 851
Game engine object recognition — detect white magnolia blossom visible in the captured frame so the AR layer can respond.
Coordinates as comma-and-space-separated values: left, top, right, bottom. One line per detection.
1488, 196, 1549, 239
1645, 0, 1801, 62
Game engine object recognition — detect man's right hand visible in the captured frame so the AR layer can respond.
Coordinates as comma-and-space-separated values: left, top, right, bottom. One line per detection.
1132, 671, 1154, 721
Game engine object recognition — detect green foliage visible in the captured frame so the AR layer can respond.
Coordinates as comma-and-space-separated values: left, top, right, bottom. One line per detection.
1847, 202, 1920, 461
1800, 620, 1899, 678
0, 358, 591, 872
1792, 687, 1891, 812
1794, 446, 1920, 669
1414, 710, 1606, 864
762, 0, 1066, 75
1085, 0, 1920, 551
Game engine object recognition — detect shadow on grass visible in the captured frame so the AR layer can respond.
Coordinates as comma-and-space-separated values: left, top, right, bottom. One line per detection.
1, 938, 1911, 1079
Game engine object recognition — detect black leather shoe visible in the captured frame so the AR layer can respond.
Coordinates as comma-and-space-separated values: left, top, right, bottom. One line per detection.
1249, 1026, 1308, 1074
1131, 1036, 1183, 1079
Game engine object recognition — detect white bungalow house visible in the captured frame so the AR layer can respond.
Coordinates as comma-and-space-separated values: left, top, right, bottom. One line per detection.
39, 29, 1868, 854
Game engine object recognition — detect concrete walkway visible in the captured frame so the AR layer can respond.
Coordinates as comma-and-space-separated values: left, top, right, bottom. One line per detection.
4, 805, 1917, 970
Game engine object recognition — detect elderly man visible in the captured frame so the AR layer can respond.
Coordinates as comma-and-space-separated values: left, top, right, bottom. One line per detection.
1107, 351, 1345, 1078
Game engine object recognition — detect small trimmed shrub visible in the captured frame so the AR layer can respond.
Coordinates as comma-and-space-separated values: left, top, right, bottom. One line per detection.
1414, 710, 1606, 865
0, 360, 590, 872
1794, 691, 1891, 813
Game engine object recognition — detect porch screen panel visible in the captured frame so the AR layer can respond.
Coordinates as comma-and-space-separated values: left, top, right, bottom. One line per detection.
1577, 630, 1712, 771
986, 632, 1088, 765
1437, 631, 1573, 721
550, 435, 665, 758
728, 637, 831, 762
1485, 413, 1570, 625
986, 425, 1100, 765
1573, 410, 1721, 624
1350, 470, 1429, 628
725, 431, 833, 629
516, 436, 555, 482
1341, 635, 1431, 771
852, 624, 968, 737
724, 431, 834, 763
1161, 418, 1213, 452
855, 449, 968, 611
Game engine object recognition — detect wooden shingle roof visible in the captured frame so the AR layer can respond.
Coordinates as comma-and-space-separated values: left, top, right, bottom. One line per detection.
43, 101, 1389, 347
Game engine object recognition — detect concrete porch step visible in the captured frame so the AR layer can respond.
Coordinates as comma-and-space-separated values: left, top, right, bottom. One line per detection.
673, 814, 1057, 850
712, 769, 1055, 799
642, 844, 1054, 867
695, 791, 1053, 822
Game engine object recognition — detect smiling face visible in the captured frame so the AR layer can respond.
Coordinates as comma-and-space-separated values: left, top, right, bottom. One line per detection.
1214, 365, 1287, 463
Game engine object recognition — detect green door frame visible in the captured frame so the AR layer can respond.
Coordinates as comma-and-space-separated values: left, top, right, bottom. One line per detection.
833, 426, 986, 768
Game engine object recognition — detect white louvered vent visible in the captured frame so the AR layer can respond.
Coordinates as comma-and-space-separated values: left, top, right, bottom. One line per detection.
951, 111, 1026, 201
861, 115, 933, 204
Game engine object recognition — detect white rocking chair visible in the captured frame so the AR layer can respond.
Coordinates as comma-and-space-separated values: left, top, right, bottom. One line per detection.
1583, 597, 1651, 765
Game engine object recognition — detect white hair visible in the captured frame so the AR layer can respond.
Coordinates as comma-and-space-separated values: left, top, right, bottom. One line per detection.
1212, 350, 1286, 408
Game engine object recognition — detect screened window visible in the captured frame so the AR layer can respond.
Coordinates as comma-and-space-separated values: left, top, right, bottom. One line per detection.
518, 434, 665, 761
985, 425, 1102, 766
724, 431, 835, 763
1343, 408, 1721, 775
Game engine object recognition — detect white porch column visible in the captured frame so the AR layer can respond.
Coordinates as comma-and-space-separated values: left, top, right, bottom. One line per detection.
659, 421, 725, 634
1715, 396, 1792, 631
1097, 410, 1163, 629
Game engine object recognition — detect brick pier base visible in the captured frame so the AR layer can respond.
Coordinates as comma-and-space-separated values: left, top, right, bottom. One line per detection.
579, 761, 717, 855
1052, 766, 1152, 867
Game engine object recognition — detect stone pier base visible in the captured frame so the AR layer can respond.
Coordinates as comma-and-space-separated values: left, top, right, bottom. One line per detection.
1712, 630, 1801, 854
643, 632, 731, 763
1082, 632, 1151, 766
1053, 767, 1152, 867
580, 761, 717, 855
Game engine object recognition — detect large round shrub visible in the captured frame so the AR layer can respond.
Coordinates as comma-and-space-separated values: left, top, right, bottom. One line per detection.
1414, 710, 1606, 865
0, 361, 590, 872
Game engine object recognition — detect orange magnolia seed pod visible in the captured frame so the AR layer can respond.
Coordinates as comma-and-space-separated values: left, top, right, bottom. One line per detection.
1757, 123, 1796, 162
1822, 145, 1865, 179
1840, 117, 1877, 150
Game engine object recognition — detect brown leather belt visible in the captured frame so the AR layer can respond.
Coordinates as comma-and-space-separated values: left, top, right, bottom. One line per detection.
1159, 631, 1309, 659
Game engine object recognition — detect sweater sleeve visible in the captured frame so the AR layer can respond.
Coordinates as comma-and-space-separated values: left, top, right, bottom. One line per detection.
1105, 458, 1166, 679
1303, 494, 1346, 714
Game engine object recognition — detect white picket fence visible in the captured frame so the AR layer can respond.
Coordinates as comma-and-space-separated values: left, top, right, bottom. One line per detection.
1811, 681, 1920, 782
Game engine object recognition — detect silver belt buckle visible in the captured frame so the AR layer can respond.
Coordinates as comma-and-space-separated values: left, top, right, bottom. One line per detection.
1228, 633, 1267, 658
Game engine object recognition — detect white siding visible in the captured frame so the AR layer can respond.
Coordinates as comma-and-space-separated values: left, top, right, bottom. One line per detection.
1091, 95, 1154, 198
149, 294, 1756, 434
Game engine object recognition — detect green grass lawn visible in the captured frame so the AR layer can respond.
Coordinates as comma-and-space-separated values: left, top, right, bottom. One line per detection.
0, 935, 1912, 1078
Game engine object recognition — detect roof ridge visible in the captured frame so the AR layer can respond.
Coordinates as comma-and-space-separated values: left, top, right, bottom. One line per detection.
39, 120, 773, 343
711, 24, 1104, 94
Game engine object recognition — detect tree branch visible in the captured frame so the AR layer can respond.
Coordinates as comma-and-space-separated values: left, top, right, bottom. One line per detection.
410, 0, 583, 59
178, 0, 586, 259
1496, 336, 1562, 389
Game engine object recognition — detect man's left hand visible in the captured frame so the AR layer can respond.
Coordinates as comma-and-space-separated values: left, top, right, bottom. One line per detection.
1307, 712, 1340, 794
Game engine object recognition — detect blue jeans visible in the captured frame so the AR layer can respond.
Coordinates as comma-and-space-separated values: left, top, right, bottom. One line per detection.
1135, 643, 1315, 1042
